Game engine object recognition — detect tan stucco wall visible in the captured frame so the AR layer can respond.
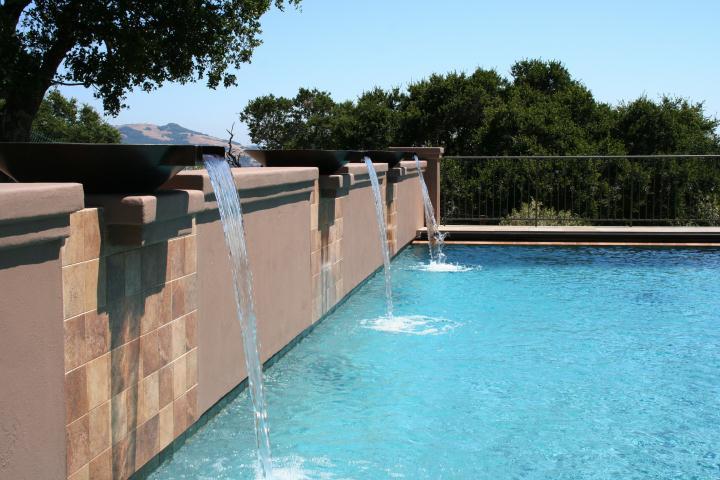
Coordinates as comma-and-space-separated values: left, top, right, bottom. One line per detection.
341, 176, 388, 297
0, 241, 67, 480
195, 196, 313, 414
395, 172, 425, 248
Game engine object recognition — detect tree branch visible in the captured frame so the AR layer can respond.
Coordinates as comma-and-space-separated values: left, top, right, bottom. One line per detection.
51, 81, 86, 87
226, 122, 240, 167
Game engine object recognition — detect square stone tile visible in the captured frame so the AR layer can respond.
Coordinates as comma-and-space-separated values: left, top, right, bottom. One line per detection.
140, 330, 161, 377
186, 348, 198, 389
184, 235, 197, 274
85, 310, 110, 361
141, 288, 170, 335
172, 393, 189, 437
112, 430, 136, 480
158, 322, 173, 367
172, 356, 187, 401
110, 339, 139, 397
86, 353, 111, 410
88, 401, 111, 458
171, 316, 187, 359
168, 237, 186, 281
111, 389, 128, 446
158, 364, 174, 409
105, 252, 126, 302
65, 314, 86, 373
158, 404, 174, 450
83, 259, 101, 313
66, 415, 89, 475
137, 371, 159, 426
171, 274, 197, 319
89, 447, 112, 480
185, 312, 197, 351
109, 294, 142, 350
66, 366, 88, 424
134, 414, 160, 471
63, 263, 85, 320
125, 249, 142, 297
83, 208, 102, 261
68, 463, 89, 480
141, 243, 167, 290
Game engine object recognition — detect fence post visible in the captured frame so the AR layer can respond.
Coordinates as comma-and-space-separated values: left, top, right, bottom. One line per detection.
389, 146, 444, 222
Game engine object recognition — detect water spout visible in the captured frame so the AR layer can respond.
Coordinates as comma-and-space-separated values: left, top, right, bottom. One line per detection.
363, 156, 393, 318
413, 155, 446, 264
203, 155, 274, 479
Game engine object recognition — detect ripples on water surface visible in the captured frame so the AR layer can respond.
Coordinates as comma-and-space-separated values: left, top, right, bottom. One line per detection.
148, 245, 720, 479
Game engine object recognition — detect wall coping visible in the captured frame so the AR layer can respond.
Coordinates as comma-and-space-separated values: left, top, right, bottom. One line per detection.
166, 167, 317, 195
165, 167, 318, 210
0, 183, 84, 250
0, 183, 84, 223
85, 190, 205, 226
388, 146, 444, 160
337, 163, 389, 189
389, 160, 427, 182
388, 147, 445, 160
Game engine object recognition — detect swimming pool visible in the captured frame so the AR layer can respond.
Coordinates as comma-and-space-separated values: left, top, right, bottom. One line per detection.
146, 245, 720, 479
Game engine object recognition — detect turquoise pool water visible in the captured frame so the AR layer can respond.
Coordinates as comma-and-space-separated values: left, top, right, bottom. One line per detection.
148, 246, 720, 479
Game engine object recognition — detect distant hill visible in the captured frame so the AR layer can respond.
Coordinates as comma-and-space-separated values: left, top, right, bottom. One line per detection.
116, 122, 260, 165
117, 122, 241, 152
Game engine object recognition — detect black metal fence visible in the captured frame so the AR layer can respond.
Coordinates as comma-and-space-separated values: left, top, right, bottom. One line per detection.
440, 155, 720, 226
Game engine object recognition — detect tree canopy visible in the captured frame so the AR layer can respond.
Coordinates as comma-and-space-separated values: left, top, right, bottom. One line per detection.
31, 89, 121, 143
241, 59, 720, 156
0, 0, 300, 141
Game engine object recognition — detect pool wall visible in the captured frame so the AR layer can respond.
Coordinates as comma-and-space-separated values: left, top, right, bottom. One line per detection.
0, 157, 430, 480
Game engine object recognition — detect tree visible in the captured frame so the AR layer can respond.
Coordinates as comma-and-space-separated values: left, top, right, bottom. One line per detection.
31, 90, 121, 143
615, 96, 720, 155
399, 69, 506, 154
0, 0, 300, 141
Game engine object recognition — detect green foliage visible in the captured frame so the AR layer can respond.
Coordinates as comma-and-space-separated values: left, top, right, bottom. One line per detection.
31, 90, 121, 143
241, 59, 720, 156
697, 195, 720, 226
500, 199, 586, 226
0, 0, 300, 140
239, 59, 720, 225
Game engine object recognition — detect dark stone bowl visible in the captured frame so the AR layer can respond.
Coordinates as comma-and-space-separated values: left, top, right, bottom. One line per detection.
0, 143, 224, 193
349, 150, 415, 168
245, 149, 356, 175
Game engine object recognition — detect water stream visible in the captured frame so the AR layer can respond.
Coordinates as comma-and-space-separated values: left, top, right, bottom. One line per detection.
363, 156, 393, 317
413, 154, 446, 264
203, 155, 274, 479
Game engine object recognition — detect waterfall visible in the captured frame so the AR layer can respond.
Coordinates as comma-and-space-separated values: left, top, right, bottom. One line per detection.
363, 156, 393, 318
413, 155, 446, 264
203, 155, 274, 479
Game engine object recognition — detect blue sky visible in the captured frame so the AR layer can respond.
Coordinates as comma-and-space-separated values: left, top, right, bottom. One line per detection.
59, 0, 720, 144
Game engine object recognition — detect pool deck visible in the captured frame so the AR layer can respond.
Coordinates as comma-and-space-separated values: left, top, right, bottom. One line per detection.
416, 225, 720, 246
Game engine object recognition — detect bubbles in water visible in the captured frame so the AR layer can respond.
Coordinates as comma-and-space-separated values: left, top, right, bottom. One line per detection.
362, 315, 458, 336
412, 261, 476, 273
258, 456, 336, 480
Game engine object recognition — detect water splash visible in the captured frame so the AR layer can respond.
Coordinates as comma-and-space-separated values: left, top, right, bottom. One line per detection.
363, 156, 393, 317
362, 315, 458, 336
412, 262, 475, 273
203, 155, 273, 479
413, 154, 446, 264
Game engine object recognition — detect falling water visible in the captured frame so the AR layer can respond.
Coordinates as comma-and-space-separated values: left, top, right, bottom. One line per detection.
413, 154, 446, 264
203, 155, 273, 479
363, 156, 393, 317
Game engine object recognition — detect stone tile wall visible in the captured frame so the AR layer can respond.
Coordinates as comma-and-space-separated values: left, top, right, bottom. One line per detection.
62, 209, 199, 480
311, 181, 345, 320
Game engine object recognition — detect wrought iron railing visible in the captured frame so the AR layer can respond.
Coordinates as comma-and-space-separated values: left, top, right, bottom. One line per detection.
440, 155, 720, 226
